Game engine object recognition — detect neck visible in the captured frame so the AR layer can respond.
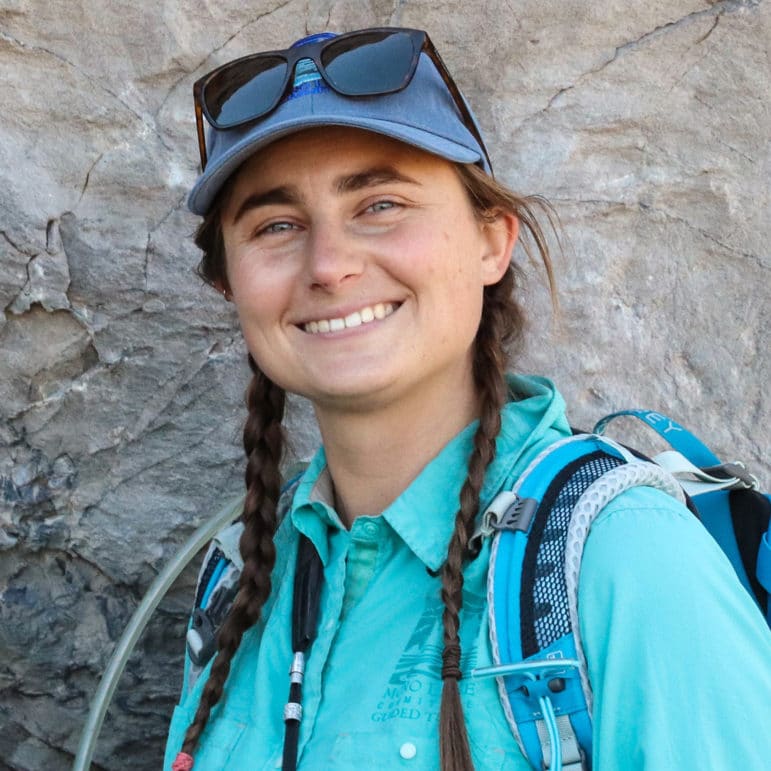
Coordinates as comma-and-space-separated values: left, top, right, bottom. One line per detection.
315, 374, 481, 528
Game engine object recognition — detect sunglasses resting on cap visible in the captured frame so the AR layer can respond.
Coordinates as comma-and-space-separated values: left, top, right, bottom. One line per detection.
188, 27, 493, 216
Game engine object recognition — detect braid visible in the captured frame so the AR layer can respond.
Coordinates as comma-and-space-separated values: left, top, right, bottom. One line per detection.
438, 276, 512, 771
179, 357, 285, 758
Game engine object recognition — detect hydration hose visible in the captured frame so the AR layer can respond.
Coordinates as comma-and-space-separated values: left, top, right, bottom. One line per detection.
72, 496, 244, 771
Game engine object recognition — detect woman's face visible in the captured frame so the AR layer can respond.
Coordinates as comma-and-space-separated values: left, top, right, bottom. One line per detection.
220, 127, 514, 415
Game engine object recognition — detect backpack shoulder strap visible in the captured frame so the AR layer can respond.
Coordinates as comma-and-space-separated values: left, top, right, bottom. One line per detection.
184, 469, 307, 690
474, 434, 684, 771
595, 411, 771, 623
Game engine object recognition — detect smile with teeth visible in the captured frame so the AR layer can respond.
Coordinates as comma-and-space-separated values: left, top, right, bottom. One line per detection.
303, 302, 398, 334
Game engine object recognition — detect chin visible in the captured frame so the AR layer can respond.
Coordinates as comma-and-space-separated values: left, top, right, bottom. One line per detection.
300, 370, 406, 411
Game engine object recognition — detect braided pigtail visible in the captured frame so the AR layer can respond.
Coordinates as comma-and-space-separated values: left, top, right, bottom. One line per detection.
438, 164, 556, 771
438, 275, 512, 771
178, 357, 285, 761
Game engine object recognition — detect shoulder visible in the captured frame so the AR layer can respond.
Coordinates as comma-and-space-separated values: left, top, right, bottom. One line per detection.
578, 484, 770, 674
576, 488, 771, 768
579, 485, 739, 610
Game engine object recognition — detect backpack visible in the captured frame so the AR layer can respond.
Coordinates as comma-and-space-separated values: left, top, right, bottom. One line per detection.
472, 410, 771, 771
187, 411, 771, 770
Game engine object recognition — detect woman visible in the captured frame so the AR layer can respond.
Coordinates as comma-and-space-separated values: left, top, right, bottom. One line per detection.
166, 28, 770, 770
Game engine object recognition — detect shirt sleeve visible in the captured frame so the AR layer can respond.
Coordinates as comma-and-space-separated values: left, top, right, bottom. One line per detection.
578, 486, 771, 771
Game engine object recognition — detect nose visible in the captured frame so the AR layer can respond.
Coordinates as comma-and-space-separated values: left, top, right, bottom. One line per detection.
305, 222, 364, 291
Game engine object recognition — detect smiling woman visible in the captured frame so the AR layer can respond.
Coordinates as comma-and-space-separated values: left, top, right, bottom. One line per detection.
165, 26, 771, 771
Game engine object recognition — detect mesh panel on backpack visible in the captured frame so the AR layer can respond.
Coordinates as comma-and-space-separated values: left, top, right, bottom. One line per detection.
521, 452, 623, 656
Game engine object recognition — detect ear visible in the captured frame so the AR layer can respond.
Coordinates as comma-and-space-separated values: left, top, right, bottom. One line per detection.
480, 211, 519, 286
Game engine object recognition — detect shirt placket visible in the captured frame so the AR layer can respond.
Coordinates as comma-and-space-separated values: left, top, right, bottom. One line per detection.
295, 517, 386, 766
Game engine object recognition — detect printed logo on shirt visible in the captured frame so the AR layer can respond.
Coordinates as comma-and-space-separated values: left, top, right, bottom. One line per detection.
370, 590, 485, 725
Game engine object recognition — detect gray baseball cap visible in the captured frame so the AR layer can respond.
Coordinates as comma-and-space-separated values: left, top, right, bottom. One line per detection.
187, 32, 491, 215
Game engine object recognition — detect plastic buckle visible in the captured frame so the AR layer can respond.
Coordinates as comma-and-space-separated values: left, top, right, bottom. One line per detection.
186, 580, 238, 667
472, 658, 581, 696
187, 607, 217, 667
701, 461, 760, 491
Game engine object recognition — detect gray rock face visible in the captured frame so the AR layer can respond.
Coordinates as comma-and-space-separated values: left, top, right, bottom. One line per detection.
1, 1, 768, 768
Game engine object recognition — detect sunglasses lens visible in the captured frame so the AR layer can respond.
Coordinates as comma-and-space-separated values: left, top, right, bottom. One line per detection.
321, 31, 417, 94
204, 55, 288, 128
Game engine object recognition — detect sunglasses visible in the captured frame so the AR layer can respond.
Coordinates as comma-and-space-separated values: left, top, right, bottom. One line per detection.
193, 27, 492, 173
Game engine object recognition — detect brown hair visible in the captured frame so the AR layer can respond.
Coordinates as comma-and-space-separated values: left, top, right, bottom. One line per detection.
181, 162, 557, 770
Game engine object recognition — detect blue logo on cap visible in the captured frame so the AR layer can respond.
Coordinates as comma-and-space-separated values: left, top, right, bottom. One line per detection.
285, 57, 330, 101
282, 32, 337, 101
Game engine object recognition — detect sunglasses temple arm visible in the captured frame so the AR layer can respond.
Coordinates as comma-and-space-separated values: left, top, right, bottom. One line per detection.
194, 99, 209, 171
423, 42, 494, 176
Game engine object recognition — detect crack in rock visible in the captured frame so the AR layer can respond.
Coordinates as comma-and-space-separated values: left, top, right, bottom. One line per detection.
153, 0, 295, 119
543, 0, 757, 112
647, 205, 767, 268
1, 229, 38, 258
75, 153, 104, 208
389, 0, 408, 25
0, 30, 167, 148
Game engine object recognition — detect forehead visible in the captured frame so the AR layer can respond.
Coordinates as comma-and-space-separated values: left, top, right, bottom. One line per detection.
228, 126, 452, 192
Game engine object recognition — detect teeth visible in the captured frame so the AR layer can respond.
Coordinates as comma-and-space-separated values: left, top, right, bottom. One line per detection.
304, 302, 396, 334
344, 311, 362, 328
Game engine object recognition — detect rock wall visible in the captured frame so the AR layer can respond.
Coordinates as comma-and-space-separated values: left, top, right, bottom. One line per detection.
0, 1, 768, 768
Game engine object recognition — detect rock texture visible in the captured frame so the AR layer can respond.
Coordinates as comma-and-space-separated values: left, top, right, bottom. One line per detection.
0, 1, 768, 768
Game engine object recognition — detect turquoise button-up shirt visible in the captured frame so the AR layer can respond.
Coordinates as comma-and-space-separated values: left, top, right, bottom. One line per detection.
165, 376, 771, 769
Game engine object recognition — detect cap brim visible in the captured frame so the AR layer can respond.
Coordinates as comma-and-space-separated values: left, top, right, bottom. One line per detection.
187, 114, 484, 215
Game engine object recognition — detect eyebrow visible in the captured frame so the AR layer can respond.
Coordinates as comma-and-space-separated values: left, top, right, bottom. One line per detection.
334, 166, 420, 194
232, 186, 299, 225
231, 165, 420, 224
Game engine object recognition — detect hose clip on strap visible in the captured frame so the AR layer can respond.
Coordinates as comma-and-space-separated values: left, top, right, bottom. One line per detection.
473, 660, 585, 771
471, 492, 539, 550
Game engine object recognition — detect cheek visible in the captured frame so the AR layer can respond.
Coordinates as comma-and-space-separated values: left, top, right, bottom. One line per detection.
227, 248, 293, 314
228, 276, 294, 368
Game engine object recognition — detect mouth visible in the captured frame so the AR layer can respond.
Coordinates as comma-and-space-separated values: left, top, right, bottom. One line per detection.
302, 302, 399, 334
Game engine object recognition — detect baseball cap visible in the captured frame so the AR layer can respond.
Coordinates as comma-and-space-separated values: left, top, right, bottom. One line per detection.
188, 30, 490, 215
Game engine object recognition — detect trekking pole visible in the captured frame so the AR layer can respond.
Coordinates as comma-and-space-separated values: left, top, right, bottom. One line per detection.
72, 496, 244, 771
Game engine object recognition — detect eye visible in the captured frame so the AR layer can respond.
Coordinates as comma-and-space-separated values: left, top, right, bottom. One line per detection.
365, 200, 399, 214
255, 220, 298, 237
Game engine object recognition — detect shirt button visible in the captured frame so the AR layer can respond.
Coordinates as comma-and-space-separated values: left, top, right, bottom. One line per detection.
362, 521, 379, 538
399, 742, 417, 760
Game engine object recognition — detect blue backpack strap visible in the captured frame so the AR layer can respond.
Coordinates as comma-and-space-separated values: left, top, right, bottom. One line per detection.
596, 411, 771, 624
184, 470, 307, 689
594, 409, 722, 468
758, 521, 771, 606
473, 435, 685, 770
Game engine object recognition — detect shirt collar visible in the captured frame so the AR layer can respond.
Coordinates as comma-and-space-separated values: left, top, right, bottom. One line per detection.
290, 375, 569, 571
